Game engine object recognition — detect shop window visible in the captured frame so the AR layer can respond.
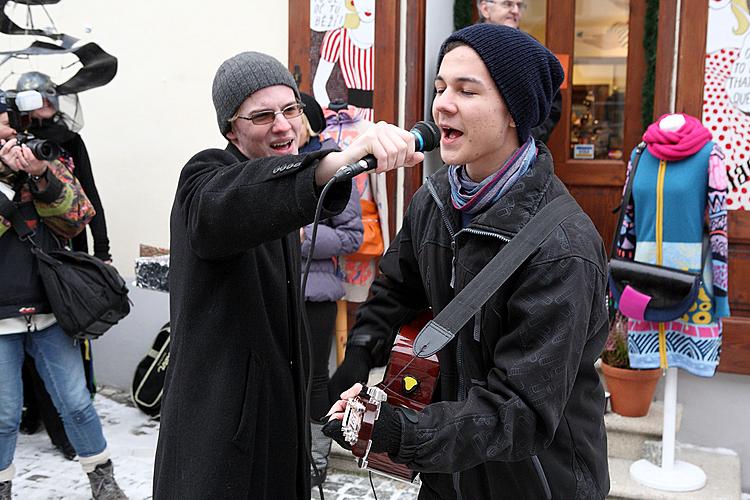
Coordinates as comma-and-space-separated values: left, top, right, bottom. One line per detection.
570, 0, 630, 161
521, 0, 547, 45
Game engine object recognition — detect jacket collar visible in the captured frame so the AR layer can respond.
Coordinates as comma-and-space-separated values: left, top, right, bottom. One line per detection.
225, 141, 248, 161
428, 142, 555, 236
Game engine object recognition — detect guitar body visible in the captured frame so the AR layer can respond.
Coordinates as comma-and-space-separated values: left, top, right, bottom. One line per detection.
353, 311, 439, 482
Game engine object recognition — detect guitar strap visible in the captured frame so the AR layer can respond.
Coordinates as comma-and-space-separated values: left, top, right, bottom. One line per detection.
413, 193, 581, 358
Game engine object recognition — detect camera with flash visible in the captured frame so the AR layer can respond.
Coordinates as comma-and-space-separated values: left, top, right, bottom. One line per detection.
6, 90, 61, 161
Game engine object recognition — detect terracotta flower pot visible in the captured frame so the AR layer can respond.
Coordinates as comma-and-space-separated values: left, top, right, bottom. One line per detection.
601, 362, 661, 417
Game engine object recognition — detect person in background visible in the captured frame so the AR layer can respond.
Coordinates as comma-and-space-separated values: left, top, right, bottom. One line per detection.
298, 92, 338, 155
297, 91, 363, 487
14, 71, 104, 462
17, 71, 111, 262
476, 0, 562, 144
0, 91, 128, 500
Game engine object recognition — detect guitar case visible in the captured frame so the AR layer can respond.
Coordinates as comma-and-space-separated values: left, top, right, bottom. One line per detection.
131, 322, 170, 417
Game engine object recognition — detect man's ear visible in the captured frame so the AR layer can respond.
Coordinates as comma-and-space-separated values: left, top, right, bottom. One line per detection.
226, 127, 237, 143
478, 1, 491, 21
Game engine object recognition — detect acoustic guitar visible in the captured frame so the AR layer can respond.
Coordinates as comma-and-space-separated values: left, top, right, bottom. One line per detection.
341, 311, 438, 482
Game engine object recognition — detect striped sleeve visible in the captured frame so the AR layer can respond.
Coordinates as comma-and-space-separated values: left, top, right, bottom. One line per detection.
320, 28, 343, 63
707, 145, 730, 317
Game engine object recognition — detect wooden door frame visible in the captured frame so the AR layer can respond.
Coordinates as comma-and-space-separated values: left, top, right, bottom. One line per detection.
546, 0, 646, 188
403, 0, 427, 212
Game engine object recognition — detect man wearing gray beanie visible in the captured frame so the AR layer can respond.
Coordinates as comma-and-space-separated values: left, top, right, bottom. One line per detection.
153, 51, 424, 500
326, 24, 610, 499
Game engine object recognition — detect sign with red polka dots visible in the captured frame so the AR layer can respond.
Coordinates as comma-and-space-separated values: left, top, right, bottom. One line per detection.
704, 0, 750, 210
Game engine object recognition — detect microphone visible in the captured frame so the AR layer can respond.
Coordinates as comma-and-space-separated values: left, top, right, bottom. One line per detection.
332, 120, 441, 182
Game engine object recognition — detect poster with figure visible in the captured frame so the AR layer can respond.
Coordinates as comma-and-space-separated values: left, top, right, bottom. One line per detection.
704, 0, 750, 210
310, 0, 375, 121
308, 0, 385, 301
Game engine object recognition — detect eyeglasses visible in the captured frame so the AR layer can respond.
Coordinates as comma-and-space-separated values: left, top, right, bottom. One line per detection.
484, 0, 528, 11
233, 102, 306, 126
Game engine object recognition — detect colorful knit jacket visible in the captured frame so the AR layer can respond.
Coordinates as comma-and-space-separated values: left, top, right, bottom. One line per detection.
0, 155, 95, 240
614, 115, 730, 376
616, 143, 730, 318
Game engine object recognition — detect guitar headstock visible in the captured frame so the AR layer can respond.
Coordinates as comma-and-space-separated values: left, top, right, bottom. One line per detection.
340, 386, 388, 466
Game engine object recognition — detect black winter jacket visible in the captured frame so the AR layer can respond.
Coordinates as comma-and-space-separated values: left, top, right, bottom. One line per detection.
347, 144, 610, 499
153, 143, 351, 499
63, 134, 111, 261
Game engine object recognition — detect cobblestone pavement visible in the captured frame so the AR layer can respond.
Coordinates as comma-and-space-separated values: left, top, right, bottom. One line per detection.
311, 469, 419, 500
11, 387, 419, 499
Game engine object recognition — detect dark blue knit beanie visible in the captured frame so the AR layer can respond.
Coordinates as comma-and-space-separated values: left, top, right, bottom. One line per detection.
437, 24, 564, 143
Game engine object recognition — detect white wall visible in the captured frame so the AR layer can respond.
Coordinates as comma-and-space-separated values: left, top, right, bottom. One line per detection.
3, 1, 289, 272
0, 0, 289, 393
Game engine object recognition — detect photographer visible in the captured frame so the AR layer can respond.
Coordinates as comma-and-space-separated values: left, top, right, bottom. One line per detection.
13, 72, 104, 462
16, 71, 111, 262
0, 91, 128, 500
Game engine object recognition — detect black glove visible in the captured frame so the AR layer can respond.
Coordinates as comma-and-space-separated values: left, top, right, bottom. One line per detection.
322, 418, 351, 450
321, 398, 402, 456
327, 346, 373, 405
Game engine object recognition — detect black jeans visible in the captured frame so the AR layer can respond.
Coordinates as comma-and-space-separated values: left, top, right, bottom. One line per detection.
304, 300, 337, 421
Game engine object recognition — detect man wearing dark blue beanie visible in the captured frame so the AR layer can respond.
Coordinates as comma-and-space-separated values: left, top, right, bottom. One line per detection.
326, 23, 610, 499
436, 23, 563, 144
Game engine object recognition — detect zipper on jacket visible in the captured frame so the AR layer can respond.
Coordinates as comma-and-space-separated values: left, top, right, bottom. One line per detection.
531, 455, 552, 500
655, 159, 669, 370
455, 228, 509, 402
457, 226, 511, 244
452, 471, 464, 500
450, 240, 456, 288
426, 179, 457, 241
427, 179, 458, 289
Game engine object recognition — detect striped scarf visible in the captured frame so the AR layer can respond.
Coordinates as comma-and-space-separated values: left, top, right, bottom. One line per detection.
448, 137, 537, 215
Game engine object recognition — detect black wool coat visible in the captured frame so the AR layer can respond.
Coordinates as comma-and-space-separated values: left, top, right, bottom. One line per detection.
153, 143, 351, 499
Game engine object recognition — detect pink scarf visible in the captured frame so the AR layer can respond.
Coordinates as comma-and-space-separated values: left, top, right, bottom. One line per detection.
642, 114, 713, 161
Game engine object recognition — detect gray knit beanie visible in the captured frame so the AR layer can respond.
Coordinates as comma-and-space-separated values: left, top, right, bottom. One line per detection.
212, 51, 300, 137
437, 24, 564, 143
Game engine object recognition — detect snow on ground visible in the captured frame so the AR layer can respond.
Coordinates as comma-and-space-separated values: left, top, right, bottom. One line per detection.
10, 389, 418, 500
13, 390, 156, 500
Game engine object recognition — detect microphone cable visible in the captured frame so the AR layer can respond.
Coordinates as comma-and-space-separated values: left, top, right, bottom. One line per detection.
300, 120, 440, 499
299, 176, 337, 500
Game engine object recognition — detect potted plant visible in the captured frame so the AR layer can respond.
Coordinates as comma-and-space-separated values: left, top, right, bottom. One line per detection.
600, 313, 661, 417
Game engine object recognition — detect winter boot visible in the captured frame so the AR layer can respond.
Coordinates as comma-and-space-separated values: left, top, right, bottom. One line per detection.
310, 421, 332, 487
0, 481, 10, 500
86, 460, 128, 500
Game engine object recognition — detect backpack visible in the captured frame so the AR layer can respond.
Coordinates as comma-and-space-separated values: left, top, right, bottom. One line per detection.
131, 322, 170, 417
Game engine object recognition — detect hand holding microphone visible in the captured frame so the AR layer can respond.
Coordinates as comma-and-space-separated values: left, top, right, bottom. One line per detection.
315, 120, 441, 186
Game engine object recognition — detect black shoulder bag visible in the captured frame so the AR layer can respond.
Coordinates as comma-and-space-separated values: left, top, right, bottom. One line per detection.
607, 142, 707, 322
3, 196, 130, 339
